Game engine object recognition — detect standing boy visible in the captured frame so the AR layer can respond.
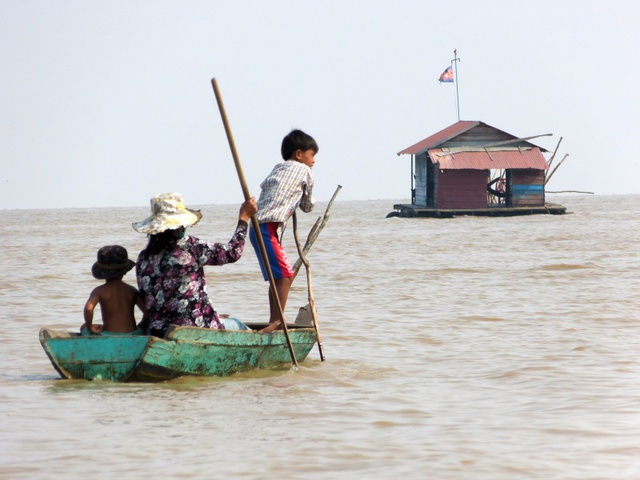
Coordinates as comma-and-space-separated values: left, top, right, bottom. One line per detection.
250, 129, 317, 329
83, 245, 147, 334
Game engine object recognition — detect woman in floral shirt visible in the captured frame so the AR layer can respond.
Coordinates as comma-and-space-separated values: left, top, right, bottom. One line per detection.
132, 193, 257, 337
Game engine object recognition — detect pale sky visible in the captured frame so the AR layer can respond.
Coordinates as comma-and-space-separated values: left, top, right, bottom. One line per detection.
1, 1, 638, 210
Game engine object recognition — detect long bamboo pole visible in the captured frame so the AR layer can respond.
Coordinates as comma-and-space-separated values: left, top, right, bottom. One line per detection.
211, 78, 298, 367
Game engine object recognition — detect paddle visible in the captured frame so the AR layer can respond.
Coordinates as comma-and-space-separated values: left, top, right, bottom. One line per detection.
211, 78, 298, 368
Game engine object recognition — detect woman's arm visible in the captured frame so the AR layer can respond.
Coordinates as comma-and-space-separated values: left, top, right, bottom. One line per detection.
193, 198, 257, 266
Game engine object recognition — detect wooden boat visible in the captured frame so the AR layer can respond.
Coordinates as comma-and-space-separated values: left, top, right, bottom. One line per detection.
133, 324, 317, 382
39, 329, 150, 382
39, 323, 317, 382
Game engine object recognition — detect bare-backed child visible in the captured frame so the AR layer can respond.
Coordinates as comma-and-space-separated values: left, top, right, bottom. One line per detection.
82, 245, 147, 334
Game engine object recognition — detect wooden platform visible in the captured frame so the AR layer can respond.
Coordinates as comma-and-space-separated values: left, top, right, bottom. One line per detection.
388, 203, 567, 218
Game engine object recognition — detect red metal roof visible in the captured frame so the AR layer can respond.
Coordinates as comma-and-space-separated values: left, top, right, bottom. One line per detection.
428, 147, 549, 170
397, 121, 480, 155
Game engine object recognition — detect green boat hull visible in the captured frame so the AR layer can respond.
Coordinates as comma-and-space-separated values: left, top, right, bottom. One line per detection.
134, 326, 317, 382
39, 329, 150, 381
39, 324, 317, 382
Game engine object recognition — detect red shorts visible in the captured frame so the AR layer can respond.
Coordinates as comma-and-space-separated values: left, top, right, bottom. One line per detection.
249, 223, 295, 280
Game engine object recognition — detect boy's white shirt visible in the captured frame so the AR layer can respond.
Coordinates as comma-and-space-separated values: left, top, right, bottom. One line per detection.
256, 160, 314, 224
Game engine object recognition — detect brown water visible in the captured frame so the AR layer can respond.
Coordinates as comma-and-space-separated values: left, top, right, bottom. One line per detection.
1, 195, 638, 479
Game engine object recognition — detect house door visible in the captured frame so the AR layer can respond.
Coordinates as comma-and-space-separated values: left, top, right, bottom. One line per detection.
414, 156, 428, 206
427, 160, 436, 207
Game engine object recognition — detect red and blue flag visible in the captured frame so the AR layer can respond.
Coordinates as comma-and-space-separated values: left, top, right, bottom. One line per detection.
439, 65, 454, 83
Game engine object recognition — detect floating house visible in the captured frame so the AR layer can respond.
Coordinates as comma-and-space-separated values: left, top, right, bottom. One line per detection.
390, 120, 566, 218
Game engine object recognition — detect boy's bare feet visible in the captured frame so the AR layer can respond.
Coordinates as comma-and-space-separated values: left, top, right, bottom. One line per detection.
258, 320, 282, 334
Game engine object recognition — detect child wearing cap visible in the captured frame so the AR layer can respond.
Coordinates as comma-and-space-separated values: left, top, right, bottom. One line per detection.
82, 245, 147, 334
249, 129, 317, 330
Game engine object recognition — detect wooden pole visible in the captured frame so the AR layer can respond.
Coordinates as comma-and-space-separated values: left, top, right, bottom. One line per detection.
211, 78, 298, 368
544, 153, 569, 186
292, 212, 325, 361
293, 184, 341, 276
547, 137, 563, 169
482, 133, 553, 149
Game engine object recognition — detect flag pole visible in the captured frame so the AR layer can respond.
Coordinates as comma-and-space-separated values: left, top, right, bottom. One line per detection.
452, 48, 461, 121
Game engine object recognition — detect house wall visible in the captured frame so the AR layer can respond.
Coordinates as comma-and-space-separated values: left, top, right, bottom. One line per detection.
510, 169, 545, 206
436, 169, 487, 208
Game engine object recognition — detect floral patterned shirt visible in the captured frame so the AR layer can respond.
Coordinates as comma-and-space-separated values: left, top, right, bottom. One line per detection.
135, 221, 248, 336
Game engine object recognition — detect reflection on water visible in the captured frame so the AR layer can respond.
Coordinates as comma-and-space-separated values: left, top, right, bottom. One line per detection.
1, 194, 639, 479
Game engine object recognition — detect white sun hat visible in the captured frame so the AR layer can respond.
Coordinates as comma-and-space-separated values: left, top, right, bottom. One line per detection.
132, 193, 202, 235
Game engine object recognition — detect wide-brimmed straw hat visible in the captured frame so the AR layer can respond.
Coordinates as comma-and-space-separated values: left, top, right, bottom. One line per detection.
92, 245, 135, 280
132, 193, 202, 235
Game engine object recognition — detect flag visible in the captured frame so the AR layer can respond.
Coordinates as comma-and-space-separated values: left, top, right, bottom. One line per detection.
439, 65, 454, 83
